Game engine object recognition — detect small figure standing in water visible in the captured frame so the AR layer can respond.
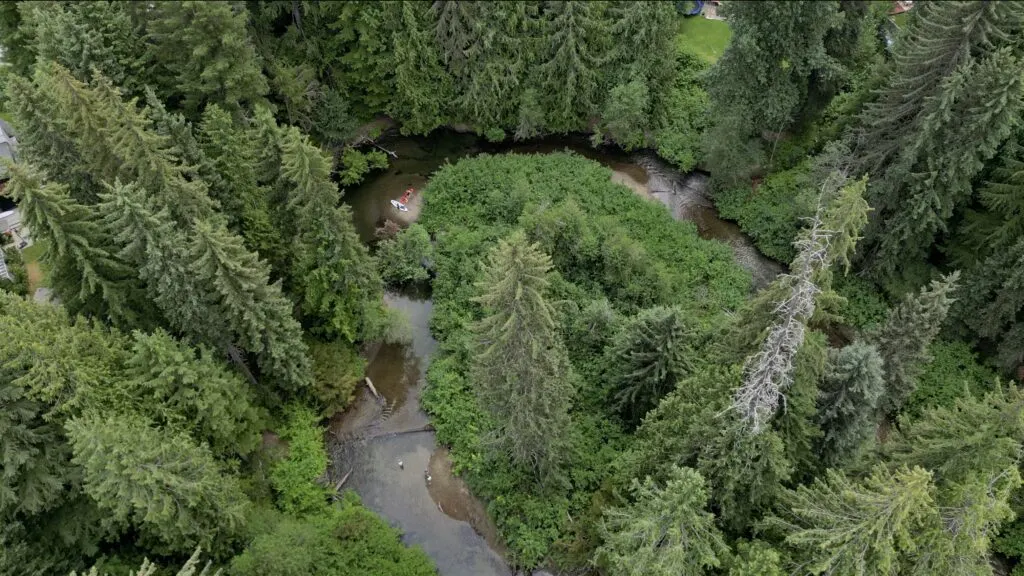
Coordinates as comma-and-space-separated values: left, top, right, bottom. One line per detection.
398, 460, 404, 470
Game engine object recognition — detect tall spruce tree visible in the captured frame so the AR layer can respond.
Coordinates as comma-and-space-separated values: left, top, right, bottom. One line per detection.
190, 219, 311, 393
697, 417, 793, 533
884, 385, 1024, 488
536, 1, 609, 132
19, 1, 150, 95
704, 1, 845, 181
390, 1, 452, 135
870, 272, 959, 415
279, 127, 384, 342
595, 466, 728, 576
98, 181, 227, 346
450, 2, 534, 133
197, 103, 283, 266
67, 414, 248, 553
125, 330, 264, 458
472, 231, 574, 476
955, 133, 1024, 371
3, 73, 92, 201
816, 340, 885, 467
769, 466, 939, 575
2, 161, 144, 326
853, 1, 1024, 279
14, 63, 215, 223
603, 306, 692, 426
145, 0, 269, 117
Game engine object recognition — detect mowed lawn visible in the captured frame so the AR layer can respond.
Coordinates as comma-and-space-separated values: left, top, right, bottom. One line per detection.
677, 16, 732, 65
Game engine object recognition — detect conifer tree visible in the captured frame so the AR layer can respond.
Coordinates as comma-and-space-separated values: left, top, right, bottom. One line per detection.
854, 1, 1024, 278
446, 2, 533, 132
125, 330, 264, 458
774, 330, 827, 481
67, 414, 248, 553
697, 417, 793, 533
390, 1, 452, 135
198, 103, 282, 265
607, 1, 675, 90
99, 181, 225, 344
432, 0, 477, 73
472, 231, 574, 475
190, 219, 311, 393
884, 385, 1024, 488
3, 161, 142, 326
770, 466, 938, 575
536, 1, 609, 132
595, 466, 728, 576
870, 272, 959, 415
704, 1, 845, 180
3, 72, 93, 201
17, 63, 215, 223
603, 306, 692, 426
0, 366, 69, 521
0, 2, 34, 75
816, 340, 885, 467
20, 1, 149, 95
146, 0, 269, 117
144, 87, 206, 169
955, 134, 1024, 370
279, 128, 384, 342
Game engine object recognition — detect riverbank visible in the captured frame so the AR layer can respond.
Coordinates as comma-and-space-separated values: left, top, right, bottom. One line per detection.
345, 131, 784, 288
326, 293, 511, 576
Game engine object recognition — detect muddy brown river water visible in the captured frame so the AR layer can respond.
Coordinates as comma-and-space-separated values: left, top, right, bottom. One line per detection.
333, 132, 783, 575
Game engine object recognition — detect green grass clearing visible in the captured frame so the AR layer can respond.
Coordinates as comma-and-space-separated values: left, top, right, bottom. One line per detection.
21, 240, 48, 292
676, 16, 732, 65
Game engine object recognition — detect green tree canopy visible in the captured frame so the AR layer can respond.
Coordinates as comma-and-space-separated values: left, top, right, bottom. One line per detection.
595, 466, 728, 576
472, 230, 574, 476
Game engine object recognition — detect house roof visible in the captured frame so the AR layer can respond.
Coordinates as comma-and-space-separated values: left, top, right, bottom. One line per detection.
0, 119, 17, 180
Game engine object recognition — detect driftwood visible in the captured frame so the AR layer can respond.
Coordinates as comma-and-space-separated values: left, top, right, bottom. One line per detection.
335, 470, 352, 492
364, 377, 381, 399
373, 143, 398, 158
362, 424, 434, 441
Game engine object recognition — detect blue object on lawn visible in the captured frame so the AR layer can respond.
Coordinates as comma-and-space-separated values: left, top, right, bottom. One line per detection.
684, 0, 704, 17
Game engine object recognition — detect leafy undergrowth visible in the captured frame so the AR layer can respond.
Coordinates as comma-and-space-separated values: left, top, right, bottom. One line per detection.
419, 152, 749, 568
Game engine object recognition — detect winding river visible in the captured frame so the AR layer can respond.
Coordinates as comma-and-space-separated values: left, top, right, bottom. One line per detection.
329, 132, 782, 576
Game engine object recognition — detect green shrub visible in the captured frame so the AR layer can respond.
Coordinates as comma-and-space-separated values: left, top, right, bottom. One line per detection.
654, 48, 709, 172
418, 153, 748, 567
903, 340, 998, 418
307, 339, 366, 416
269, 406, 330, 516
339, 147, 389, 186
377, 223, 434, 285
833, 274, 889, 329
0, 246, 29, 296
714, 162, 815, 263
230, 492, 434, 576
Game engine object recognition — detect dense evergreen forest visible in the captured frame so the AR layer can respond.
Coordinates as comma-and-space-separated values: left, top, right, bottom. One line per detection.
2, 1, 1024, 575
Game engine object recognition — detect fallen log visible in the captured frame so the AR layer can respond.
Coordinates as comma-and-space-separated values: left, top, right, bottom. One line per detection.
365, 376, 381, 399
363, 424, 434, 441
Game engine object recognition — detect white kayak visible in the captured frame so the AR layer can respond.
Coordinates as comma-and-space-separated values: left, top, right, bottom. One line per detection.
390, 199, 409, 212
